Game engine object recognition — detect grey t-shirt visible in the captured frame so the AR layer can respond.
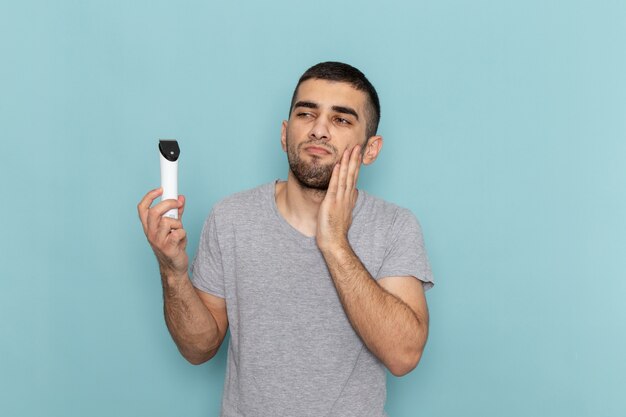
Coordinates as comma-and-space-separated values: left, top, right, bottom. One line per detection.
190, 181, 434, 417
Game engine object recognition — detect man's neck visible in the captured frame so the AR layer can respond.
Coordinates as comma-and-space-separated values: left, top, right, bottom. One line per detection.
275, 172, 326, 238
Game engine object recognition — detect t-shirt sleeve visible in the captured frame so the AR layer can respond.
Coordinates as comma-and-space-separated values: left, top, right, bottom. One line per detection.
375, 208, 434, 290
189, 210, 226, 298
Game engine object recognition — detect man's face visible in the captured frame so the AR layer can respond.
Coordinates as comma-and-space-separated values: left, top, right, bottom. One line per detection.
281, 79, 370, 190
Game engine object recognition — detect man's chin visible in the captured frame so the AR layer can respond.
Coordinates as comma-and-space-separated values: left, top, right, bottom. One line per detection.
293, 174, 330, 191
287, 151, 335, 191
301, 180, 329, 191
289, 167, 332, 191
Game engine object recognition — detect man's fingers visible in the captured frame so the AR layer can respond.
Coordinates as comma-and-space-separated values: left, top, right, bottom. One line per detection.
138, 187, 163, 212
137, 188, 163, 231
147, 199, 183, 238
346, 145, 360, 191
336, 148, 351, 199
178, 195, 186, 220
355, 151, 362, 181
168, 228, 187, 246
353, 152, 362, 203
327, 162, 340, 197
154, 217, 184, 246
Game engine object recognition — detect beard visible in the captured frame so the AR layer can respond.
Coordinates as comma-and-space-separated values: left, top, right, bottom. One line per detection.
286, 135, 338, 191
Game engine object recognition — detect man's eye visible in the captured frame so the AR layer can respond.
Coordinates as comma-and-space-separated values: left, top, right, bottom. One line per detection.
297, 112, 313, 118
335, 117, 350, 125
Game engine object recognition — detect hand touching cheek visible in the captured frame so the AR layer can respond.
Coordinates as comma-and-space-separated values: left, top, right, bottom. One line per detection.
316, 145, 362, 252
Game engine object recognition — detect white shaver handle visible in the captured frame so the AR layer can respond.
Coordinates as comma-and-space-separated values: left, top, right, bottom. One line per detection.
160, 153, 178, 219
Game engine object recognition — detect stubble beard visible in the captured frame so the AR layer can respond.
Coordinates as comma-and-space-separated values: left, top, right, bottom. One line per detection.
286, 135, 338, 191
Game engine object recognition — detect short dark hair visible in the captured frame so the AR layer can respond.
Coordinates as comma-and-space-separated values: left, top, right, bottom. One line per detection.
289, 62, 381, 139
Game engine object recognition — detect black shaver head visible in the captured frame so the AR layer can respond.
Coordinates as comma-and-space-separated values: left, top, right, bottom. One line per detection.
159, 140, 180, 162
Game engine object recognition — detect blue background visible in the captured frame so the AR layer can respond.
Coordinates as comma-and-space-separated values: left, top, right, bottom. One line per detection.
1, 1, 625, 416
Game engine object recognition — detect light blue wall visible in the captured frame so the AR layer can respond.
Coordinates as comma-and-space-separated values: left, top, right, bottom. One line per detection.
1, 1, 625, 416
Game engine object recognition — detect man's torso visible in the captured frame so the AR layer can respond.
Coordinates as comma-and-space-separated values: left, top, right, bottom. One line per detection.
191, 181, 433, 416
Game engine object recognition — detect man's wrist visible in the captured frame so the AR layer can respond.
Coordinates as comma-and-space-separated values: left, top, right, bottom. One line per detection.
159, 265, 189, 286
317, 236, 352, 257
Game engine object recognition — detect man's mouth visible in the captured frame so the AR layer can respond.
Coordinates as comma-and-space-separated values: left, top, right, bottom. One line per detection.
304, 145, 332, 155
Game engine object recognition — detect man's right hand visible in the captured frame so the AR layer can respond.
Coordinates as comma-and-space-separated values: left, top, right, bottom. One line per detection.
137, 188, 188, 278
137, 188, 228, 364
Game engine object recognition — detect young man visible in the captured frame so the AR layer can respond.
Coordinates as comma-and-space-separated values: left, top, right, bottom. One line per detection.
138, 62, 434, 416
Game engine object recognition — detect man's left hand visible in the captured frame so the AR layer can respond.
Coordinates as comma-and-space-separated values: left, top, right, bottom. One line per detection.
316, 145, 362, 251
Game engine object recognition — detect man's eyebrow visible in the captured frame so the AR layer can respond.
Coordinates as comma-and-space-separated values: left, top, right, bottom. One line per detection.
293, 101, 359, 120
293, 101, 318, 110
332, 105, 359, 120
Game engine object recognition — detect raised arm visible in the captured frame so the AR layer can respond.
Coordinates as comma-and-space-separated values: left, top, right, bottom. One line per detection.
320, 244, 429, 376
137, 188, 228, 364
316, 146, 429, 376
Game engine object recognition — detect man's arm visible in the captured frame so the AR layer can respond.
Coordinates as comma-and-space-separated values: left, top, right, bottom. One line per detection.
320, 244, 429, 376
316, 146, 429, 376
161, 270, 228, 364
138, 188, 228, 364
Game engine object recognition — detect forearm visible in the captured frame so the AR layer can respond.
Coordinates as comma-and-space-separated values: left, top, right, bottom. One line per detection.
321, 243, 428, 376
161, 270, 221, 364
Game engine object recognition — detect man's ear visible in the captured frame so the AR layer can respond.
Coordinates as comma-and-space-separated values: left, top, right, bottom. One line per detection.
362, 135, 383, 165
281, 120, 288, 153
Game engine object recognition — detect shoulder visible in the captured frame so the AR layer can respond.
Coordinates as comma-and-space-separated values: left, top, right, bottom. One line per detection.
355, 191, 434, 287
357, 190, 420, 229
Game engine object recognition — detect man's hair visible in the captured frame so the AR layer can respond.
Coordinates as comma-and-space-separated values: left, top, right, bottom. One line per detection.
289, 62, 381, 139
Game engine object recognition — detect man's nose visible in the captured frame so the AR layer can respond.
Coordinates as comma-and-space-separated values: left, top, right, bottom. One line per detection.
309, 118, 330, 141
